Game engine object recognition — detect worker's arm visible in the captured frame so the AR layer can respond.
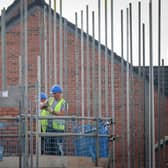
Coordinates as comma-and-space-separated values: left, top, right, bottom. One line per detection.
52, 101, 67, 116
53, 110, 65, 116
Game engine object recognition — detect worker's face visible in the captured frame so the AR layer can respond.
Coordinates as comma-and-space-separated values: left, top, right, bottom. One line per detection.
41, 98, 46, 103
53, 92, 62, 100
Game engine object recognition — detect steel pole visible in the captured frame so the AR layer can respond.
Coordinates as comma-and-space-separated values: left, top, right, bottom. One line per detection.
18, 101, 22, 168
30, 112, 33, 168
24, 0, 28, 167
64, 19, 68, 101
149, 3, 152, 167
44, 6, 48, 94
129, 3, 135, 167
121, 10, 125, 168
92, 11, 97, 165
138, 2, 142, 168
126, 8, 131, 168
20, 0, 24, 86
39, 7, 43, 90
81, 10, 84, 133
1, 8, 7, 92
157, 0, 161, 167
104, 0, 108, 117
86, 5, 91, 121
149, 1, 155, 167
36, 56, 41, 168
142, 23, 147, 168
19, 56, 22, 85
20, 1, 24, 166
54, 0, 57, 83
111, 1, 115, 167
48, 0, 52, 88
91, 11, 99, 166
75, 13, 80, 117
98, 0, 102, 118
59, 0, 63, 86
161, 59, 166, 168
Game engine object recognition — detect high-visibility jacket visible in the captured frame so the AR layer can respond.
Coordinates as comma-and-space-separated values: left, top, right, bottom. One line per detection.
40, 109, 49, 132
48, 97, 66, 131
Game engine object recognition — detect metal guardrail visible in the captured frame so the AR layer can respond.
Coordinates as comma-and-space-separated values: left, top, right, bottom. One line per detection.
0, 115, 114, 148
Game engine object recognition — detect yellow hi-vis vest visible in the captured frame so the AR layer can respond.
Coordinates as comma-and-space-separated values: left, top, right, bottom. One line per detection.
40, 109, 49, 132
48, 97, 65, 130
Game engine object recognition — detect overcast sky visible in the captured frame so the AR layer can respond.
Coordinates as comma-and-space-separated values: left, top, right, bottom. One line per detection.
0, 0, 168, 65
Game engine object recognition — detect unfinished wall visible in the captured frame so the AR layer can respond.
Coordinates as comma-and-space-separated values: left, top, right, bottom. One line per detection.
0, 1, 167, 167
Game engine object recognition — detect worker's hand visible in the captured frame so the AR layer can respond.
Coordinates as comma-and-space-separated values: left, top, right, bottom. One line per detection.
40, 100, 49, 109
47, 106, 54, 113
40, 106, 46, 110
51, 112, 57, 116
40, 104, 45, 109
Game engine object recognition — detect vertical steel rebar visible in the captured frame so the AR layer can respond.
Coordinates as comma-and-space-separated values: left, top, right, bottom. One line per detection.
149, 1, 155, 167
54, 0, 57, 84
1, 8, 7, 92
91, 11, 99, 166
163, 137, 166, 168
75, 13, 80, 117
129, 3, 135, 167
59, 0, 63, 86
81, 10, 84, 133
111, 1, 115, 167
49, 0, 52, 88
126, 8, 131, 168
64, 19, 68, 101
24, 0, 28, 167
142, 23, 147, 168
44, 6, 48, 94
30, 110, 33, 168
121, 9, 125, 168
148, 27, 152, 168
39, 8, 43, 90
19, 55, 22, 86
157, 0, 161, 167
20, 1, 24, 166
18, 101, 22, 168
161, 59, 166, 168
104, 0, 108, 117
36, 56, 41, 168
98, 0, 102, 118
86, 5, 91, 121
20, 0, 24, 86
91, 11, 98, 166
138, 2, 141, 74
138, 2, 141, 168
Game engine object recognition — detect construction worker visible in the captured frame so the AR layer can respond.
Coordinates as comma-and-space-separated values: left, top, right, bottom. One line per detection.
47, 84, 67, 155
40, 92, 49, 154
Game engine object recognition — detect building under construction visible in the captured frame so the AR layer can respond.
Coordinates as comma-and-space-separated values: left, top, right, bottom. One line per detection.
0, 0, 168, 168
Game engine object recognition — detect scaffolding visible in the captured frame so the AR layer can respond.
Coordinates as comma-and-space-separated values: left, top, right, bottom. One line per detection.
0, 0, 168, 168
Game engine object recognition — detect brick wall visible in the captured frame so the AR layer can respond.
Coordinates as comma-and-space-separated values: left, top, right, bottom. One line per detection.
0, 2, 168, 167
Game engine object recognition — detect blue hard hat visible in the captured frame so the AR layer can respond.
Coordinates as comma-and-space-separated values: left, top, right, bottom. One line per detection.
50, 85, 63, 94
40, 92, 47, 100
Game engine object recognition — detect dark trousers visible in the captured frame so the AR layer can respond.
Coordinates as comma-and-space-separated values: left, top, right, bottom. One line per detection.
46, 127, 64, 155
41, 136, 46, 154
